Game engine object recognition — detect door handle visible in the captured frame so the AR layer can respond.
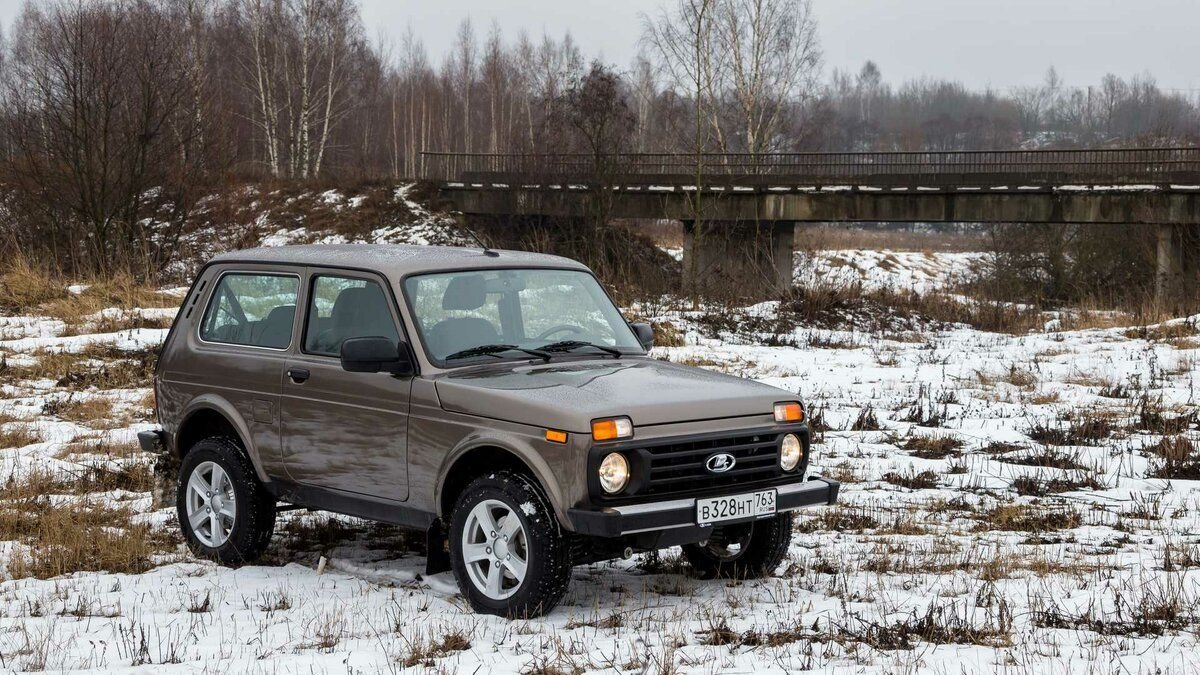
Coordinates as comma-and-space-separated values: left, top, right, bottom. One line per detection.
287, 367, 310, 384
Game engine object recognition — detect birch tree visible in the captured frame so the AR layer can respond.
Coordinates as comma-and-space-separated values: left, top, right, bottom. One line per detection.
712, 0, 821, 156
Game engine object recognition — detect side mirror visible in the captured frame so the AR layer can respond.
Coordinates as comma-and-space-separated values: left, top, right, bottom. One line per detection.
340, 337, 413, 375
630, 322, 655, 350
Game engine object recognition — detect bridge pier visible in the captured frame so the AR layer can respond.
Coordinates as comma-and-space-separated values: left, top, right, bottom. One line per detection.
682, 220, 795, 298
1156, 224, 1199, 308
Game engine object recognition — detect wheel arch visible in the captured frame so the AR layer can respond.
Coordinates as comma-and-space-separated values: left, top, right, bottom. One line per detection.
436, 437, 569, 529
175, 396, 268, 483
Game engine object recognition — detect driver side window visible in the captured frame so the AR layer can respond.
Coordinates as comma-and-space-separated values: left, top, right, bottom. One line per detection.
303, 275, 401, 357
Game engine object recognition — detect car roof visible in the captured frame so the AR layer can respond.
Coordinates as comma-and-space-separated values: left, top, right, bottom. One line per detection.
208, 244, 590, 279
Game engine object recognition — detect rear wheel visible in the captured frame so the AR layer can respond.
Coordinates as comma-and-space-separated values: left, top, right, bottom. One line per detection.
682, 512, 794, 580
448, 472, 572, 617
177, 437, 276, 565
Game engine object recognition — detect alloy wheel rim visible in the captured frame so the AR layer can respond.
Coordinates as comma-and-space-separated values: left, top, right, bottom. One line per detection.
185, 461, 236, 548
461, 499, 529, 600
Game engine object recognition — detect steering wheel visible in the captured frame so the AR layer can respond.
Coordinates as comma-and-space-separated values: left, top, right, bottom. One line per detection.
536, 324, 585, 341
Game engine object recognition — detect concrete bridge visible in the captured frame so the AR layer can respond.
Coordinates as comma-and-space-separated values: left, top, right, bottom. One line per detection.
422, 148, 1200, 302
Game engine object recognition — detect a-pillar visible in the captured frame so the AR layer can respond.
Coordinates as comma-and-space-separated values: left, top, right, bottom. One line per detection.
681, 220, 795, 298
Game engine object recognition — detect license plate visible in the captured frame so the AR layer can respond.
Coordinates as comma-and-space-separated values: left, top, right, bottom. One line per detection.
696, 489, 777, 525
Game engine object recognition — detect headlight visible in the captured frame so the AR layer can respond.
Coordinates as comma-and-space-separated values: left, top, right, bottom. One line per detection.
780, 433, 802, 472
599, 452, 630, 494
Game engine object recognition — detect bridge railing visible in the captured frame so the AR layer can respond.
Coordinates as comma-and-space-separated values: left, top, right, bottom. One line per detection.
421, 147, 1200, 188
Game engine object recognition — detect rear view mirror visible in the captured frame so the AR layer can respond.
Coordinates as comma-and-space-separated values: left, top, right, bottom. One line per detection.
340, 337, 413, 375
629, 322, 655, 350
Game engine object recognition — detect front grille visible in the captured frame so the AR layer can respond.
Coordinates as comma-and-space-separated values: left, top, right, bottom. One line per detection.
638, 432, 784, 499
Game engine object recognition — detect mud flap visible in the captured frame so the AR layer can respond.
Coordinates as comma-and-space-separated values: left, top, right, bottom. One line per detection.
425, 519, 451, 575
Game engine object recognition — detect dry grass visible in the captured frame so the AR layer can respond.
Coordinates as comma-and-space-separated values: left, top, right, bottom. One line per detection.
399, 628, 472, 668
0, 463, 154, 499
0, 256, 69, 311
975, 504, 1082, 533
0, 461, 168, 580
881, 469, 940, 490
1001, 447, 1088, 470
49, 396, 124, 428
0, 424, 41, 449
903, 434, 963, 459
1146, 436, 1200, 479
1, 499, 172, 579
1011, 474, 1103, 496
54, 438, 141, 460
839, 599, 1013, 650
1, 345, 157, 391
0, 257, 171, 325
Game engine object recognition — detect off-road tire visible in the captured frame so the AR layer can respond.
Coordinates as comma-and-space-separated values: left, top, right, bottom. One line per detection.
682, 512, 794, 580
448, 471, 573, 617
177, 437, 276, 565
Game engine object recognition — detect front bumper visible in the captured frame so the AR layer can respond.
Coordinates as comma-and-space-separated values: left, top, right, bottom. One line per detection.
567, 476, 840, 538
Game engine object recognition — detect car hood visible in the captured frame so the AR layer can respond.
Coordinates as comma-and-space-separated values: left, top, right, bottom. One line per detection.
434, 357, 788, 431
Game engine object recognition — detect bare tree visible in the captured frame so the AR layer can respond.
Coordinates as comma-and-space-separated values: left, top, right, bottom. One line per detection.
712, 0, 822, 156
643, 0, 721, 294
452, 18, 477, 153
236, 0, 358, 178
565, 62, 637, 230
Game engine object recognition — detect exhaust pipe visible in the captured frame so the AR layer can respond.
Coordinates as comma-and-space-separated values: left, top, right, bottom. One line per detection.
622, 546, 634, 560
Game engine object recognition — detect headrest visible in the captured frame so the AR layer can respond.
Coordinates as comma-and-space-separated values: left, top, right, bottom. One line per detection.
442, 275, 487, 311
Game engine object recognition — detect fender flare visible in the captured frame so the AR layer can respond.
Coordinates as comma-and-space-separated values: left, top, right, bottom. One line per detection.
435, 431, 571, 530
176, 395, 269, 483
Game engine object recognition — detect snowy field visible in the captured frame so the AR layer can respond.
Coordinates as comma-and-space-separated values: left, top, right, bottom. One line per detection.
2, 249, 1200, 673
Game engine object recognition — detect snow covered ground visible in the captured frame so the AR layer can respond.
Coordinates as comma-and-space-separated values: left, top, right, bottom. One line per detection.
2, 250, 1200, 673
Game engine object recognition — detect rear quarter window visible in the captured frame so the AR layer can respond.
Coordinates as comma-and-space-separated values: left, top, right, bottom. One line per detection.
199, 273, 299, 349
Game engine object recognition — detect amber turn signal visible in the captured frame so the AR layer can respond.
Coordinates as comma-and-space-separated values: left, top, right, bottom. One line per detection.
774, 402, 804, 423
545, 429, 568, 444
591, 417, 633, 441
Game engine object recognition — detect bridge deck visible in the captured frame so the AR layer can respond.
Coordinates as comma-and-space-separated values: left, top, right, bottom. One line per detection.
422, 148, 1200, 190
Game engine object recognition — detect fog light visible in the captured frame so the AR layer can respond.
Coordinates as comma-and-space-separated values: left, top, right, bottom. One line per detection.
780, 433, 802, 471
599, 452, 630, 494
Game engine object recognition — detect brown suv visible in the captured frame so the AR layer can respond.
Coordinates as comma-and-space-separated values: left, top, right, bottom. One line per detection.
140, 244, 838, 616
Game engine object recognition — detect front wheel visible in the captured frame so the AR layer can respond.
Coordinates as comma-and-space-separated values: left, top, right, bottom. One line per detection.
448, 472, 573, 617
682, 512, 794, 580
177, 437, 276, 565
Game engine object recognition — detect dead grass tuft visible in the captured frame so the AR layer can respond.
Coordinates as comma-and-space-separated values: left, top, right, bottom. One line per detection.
1146, 436, 1200, 479
849, 406, 882, 432
975, 504, 1082, 533
840, 599, 1012, 650
1026, 416, 1114, 447
1001, 447, 1088, 470
0, 424, 41, 449
1011, 474, 1102, 496
882, 469, 940, 490
399, 628, 472, 668
796, 506, 879, 533
903, 434, 963, 459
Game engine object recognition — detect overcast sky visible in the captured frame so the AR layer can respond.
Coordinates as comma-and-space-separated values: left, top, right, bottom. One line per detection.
0, 0, 1194, 92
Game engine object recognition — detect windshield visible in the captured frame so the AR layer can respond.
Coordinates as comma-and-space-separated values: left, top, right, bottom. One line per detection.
403, 268, 642, 363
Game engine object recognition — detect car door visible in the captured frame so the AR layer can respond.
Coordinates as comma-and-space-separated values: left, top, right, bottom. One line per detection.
280, 269, 412, 501
191, 268, 301, 476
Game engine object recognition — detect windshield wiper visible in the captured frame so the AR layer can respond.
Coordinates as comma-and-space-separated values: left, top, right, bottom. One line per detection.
539, 340, 623, 358
444, 344, 551, 362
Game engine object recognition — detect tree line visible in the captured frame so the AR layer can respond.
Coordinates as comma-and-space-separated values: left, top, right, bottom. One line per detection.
0, 0, 1196, 279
